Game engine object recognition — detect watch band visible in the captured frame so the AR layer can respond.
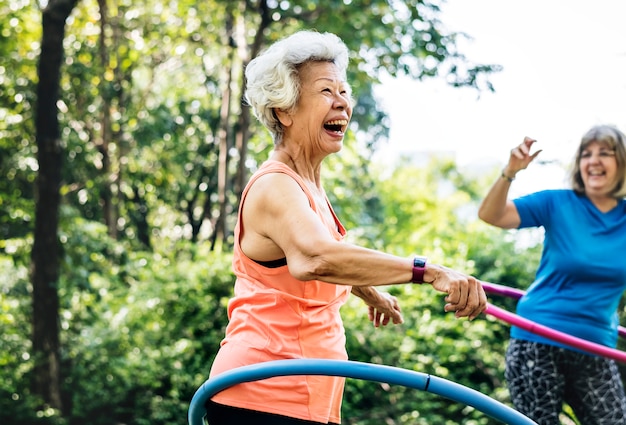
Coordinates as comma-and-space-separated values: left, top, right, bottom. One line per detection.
411, 256, 427, 284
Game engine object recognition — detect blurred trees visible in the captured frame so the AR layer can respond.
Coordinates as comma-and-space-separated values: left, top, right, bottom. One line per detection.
5, 0, 502, 249
0, 0, 589, 424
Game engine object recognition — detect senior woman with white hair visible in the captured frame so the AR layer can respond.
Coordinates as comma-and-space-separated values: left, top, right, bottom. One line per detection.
205, 30, 487, 425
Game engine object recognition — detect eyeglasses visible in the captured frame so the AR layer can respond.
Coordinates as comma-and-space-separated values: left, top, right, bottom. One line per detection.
580, 149, 616, 159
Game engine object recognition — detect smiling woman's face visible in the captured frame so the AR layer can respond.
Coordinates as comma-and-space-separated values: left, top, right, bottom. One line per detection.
283, 61, 352, 155
579, 140, 618, 196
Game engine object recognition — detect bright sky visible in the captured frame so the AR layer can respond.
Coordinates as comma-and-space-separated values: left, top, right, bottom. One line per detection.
374, 0, 626, 196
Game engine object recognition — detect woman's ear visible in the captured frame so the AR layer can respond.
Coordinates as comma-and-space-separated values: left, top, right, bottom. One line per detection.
273, 108, 293, 127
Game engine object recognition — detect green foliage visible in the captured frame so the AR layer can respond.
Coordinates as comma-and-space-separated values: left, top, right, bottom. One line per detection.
0, 253, 48, 425
61, 232, 233, 425
60, 241, 233, 425
0, 0, 40, 241
1, 211, 234, 424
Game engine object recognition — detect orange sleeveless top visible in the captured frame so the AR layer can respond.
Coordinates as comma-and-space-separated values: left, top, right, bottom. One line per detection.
209, 161, 351, 424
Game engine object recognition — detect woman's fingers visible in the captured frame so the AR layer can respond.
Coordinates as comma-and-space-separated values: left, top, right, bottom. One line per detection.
442, 275, 487, 320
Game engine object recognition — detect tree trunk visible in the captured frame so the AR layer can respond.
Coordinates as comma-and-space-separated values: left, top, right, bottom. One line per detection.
234, 0, 271, 204
210, 11, 235, 250
32, 0, 78, 413
97, 0, 117, 238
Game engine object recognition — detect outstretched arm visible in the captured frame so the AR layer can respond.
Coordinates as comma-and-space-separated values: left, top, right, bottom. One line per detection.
242, 172, 487, 320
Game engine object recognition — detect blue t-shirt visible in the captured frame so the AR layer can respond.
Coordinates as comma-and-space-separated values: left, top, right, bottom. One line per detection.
512, 189, 626, 349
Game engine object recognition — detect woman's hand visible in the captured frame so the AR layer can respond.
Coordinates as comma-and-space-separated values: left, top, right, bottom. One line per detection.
427, 265, 487, 321
504, 137, 542, 178
352, 287, 404, 327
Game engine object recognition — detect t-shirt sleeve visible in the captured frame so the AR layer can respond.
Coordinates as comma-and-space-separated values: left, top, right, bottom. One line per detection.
512, 190, 558, 229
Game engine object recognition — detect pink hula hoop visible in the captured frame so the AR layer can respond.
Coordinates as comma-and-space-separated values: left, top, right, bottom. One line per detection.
481, 281, 626, 364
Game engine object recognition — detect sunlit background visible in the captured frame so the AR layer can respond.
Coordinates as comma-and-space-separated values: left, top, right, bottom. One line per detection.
375, 0, 626, 197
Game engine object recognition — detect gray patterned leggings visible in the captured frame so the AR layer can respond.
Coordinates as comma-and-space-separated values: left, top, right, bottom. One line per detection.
505, 339, 626, 425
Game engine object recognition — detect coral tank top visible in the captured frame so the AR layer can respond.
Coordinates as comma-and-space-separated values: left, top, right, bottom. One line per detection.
209, 160, 350, 424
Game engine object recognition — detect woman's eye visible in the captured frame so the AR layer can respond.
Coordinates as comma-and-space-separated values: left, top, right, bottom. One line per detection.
581, 150, 615, 158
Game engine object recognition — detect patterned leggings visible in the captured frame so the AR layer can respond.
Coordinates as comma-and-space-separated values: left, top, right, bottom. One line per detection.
505, 339, 626, 425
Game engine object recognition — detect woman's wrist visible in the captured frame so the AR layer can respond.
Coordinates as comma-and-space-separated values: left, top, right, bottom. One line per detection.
411, 258, 439, 285
501, 168, 516, 182
411, 256, 427, 283
422, 264, 439, 285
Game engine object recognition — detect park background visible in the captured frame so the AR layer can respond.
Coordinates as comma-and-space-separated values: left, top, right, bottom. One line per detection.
2, 1, 625, 424
377, 0, 626, 199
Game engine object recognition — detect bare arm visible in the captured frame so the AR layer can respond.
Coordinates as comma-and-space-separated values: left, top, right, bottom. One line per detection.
478, 137, 542, 229
241, 173, 486, 320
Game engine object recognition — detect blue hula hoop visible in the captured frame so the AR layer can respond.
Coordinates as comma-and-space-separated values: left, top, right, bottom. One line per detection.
188, 358, 536, 425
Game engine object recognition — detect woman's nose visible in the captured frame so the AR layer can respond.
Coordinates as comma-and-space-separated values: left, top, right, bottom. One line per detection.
334, 93, 348, 109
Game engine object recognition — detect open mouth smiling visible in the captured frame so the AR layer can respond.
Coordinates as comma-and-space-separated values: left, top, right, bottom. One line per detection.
324, 119, 348, 134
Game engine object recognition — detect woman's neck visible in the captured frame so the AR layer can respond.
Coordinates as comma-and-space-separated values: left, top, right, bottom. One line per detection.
271, 148, 322, 187
586, 192, 618, 212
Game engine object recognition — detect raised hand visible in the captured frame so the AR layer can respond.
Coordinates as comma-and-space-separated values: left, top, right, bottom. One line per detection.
504, 136, 542, 178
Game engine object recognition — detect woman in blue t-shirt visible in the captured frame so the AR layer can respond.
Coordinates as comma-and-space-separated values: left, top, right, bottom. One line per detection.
478, 124, 626, 425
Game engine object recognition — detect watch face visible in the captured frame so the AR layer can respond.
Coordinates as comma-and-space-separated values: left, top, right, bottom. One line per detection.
414, 256, 427, 268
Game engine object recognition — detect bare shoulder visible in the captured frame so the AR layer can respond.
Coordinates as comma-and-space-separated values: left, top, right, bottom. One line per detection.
245, 172, 309, 213
240, 172, 312, 261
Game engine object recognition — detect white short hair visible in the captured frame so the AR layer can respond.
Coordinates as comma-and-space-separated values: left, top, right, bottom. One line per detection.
244, 30, 350, 145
